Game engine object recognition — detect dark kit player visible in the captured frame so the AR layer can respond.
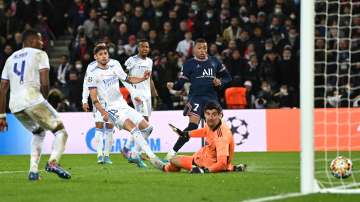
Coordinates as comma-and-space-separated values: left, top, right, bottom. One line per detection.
165, 38, 231, 160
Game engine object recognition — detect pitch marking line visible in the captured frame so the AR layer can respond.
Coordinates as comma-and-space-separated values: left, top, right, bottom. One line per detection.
0, 170, 28, 175
242, 192, 307, 202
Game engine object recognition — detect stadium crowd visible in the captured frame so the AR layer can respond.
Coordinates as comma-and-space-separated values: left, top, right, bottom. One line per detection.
1, 0, 305, 112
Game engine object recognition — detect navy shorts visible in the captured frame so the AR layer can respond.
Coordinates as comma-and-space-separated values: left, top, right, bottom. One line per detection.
183, 96, 219, 119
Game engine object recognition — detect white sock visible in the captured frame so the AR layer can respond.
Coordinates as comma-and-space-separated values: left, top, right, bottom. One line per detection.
49, 129, 68, 163
95, 128, 104, 157
135, 126, 153, 154
104, 128, 114, 156
30, 132, 45, 172
125, 135, 134, 150
130, 128, 156, 159
166, 149, 177, 161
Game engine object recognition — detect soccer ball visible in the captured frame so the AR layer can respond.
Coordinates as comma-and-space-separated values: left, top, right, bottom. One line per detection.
330, 156, 353, 179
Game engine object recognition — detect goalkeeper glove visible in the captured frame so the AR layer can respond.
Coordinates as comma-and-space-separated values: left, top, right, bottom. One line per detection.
190, 166, 209, 174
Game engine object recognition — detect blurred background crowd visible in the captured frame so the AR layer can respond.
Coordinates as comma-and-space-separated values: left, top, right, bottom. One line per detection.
4, 0, 350, 112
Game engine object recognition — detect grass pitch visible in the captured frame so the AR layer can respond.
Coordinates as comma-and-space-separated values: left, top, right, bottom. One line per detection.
0, 152, 359, 202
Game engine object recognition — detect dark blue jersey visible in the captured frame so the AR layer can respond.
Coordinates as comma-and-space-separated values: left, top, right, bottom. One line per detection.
173, 56, 232, 98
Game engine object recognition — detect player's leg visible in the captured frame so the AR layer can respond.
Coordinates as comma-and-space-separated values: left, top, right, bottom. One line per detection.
26, 101, 71, 179
131, 97, 151, 156
94, 109, 105, 163
103, 122, 114, 164
111, 106, 164, 170
166, 99, 201, 160
163, 156, 193, 172
95, 122, 105, 163
14, 111, 45, 181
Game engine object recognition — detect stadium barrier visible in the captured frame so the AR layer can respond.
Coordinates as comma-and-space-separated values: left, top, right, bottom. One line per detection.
1, 109, 359, 155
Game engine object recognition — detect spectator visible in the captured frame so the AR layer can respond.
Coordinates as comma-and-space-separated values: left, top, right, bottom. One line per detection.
137, 20, 151, 39
56, 55, 71, 97
201, 8, 220, 43
223, 17, 241, 43
0, 7, 19, 40
128, 6, 143, 35
244, 80, 256, 109
83, 8, 108, 39
159, 21, 176, 53
124, 35, 137, 57
176, 32, 194, 58
0, 44, 14, 70
259, 50, 280, 88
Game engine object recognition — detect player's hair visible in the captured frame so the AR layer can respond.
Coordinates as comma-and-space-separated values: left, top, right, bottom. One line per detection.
22, 29, 40, 42
194, 38, 207, 45
94, 41, 106, 47
137, 38, 148, 45
93, 44, 108, 55
204, 101, 222, 113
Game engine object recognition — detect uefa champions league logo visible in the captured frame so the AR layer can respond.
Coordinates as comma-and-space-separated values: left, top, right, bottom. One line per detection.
226, 116, 250, 146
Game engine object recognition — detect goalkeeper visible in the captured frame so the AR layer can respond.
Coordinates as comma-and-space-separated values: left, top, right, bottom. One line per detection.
163, 101, 246, 173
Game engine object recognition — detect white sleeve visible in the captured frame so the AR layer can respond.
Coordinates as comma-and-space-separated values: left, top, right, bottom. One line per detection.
124, 57, 133, 70
1, 59, 10, 80
38, 51, 50, 70
82, 72, 89, 104
114, 61, 128, 81
86, 71, 97, 88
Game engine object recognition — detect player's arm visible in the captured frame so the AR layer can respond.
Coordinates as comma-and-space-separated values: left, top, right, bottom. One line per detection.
189, 128, 207, 138
39, 69, 49, 98
208, 137, 231, 172
214, 63, 232, 88
38, 51, 50, 98
168, 62, 191, 91
122, 81, 142, 103
115, 60, 150, 84
89, 87, 109, 122
0, 79, 9, 131
82, 72, 90, 111
126, 72, 150, 84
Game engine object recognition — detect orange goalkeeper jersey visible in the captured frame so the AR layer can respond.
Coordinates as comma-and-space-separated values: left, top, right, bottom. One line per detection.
190, 121, 235, 172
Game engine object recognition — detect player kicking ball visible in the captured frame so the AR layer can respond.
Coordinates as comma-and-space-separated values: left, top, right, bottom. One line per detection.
86, 44, 164, 170
163, 101, 246, 173
82, 42, 120, 165
0, 30, 71, 180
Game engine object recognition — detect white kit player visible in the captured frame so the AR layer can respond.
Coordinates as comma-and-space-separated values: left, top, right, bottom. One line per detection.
82, 43, 116, 164
86, 44, 164, 170
122, 39, 158, 167
0, 30, 71, 180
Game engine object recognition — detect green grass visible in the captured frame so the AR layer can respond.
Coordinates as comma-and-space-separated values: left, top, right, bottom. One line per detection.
0, 152, 359, 202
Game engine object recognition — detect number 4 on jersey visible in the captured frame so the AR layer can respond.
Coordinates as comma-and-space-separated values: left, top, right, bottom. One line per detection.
13, 60, 26, 83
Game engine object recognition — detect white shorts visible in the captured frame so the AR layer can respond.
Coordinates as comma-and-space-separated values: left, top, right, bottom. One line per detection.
107, 104, 144, 129
132, 96, 152, 117
93, 108, 105, 123
14, 101, 63, 133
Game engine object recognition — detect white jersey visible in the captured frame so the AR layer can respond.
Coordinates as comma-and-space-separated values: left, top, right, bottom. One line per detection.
124, 55, 153, 97
82, 59, 138, 104
86, 60, 129, 108
1, 47, 50, 113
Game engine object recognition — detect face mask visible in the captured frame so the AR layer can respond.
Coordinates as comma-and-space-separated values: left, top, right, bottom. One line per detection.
100, 2, 108, 8
206, 13, 213, 18
280, 88, 288, 95
23, 0, 31, 5
265, 46, 272, 51
262, 86, 270, 92
275, 8, 282, 14
191, 4, 198, 10
109, 47, 115, 54
155, 11, 163, 17
75, 64, 82, 70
